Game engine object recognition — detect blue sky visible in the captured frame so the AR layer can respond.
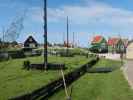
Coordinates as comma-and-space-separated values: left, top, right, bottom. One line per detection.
0, 0, 133, 47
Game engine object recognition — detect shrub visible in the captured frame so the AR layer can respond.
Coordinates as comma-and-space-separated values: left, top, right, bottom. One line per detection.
8, 50, 25, 59
59, 49, 75, 57
23, 60, 30, 70
24, 49, 42, 57
22, 47, 33, 52
0, 52, 9, 61
33, 49, 43, 55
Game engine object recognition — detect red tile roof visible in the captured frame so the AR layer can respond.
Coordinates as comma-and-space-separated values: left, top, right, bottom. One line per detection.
108, 38, 119, 46
92, 35, 103, 43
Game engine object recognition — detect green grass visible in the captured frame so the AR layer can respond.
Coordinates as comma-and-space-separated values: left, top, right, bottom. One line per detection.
93, 58, 122, 69
0, 55, 91, 100
49, 59, 133, 100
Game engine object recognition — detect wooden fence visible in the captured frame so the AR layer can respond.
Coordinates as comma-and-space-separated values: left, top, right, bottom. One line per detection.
10, 58, 99, 100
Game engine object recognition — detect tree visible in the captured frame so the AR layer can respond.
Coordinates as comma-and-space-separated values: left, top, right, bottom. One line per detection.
11, 41, 18, 47
4, 10, 27, 42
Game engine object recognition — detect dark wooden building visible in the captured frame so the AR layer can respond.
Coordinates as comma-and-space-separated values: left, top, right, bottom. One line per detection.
24, 36, 38, 48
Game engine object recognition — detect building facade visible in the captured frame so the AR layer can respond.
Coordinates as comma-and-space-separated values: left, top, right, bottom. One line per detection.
90, 35, 108, 53
24, 36, 38, 48
108, 38, 127, 53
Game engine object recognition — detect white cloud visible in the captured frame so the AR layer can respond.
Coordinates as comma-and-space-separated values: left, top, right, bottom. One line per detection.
27, 1, 133, 36
28, 7, 43, 23
45, 2, 133, 29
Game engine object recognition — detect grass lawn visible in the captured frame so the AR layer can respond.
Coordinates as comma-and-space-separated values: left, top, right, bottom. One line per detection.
0, 55, 91, 100
49, 59, 133, 100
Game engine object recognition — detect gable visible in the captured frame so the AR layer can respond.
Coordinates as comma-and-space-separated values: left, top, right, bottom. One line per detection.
92, 36, 105, 44
24, 36, 38, 44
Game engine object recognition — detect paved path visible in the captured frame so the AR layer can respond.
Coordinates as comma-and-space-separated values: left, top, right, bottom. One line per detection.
98, 53, 120, 61
123, 60, 133, 89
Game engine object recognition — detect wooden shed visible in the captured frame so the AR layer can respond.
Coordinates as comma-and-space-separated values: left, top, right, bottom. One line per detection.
24, 36, 38, 48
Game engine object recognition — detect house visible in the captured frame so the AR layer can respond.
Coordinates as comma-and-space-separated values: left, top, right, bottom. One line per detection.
90, 35, 108, 53
108, 37, 127, 53
24, 36, 38, 48
108, 38, 119, 53
126, 41, 133, 59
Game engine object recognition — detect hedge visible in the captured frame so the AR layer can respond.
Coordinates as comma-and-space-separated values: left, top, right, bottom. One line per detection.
0, 52, 9, 61
8, 50, 25, 59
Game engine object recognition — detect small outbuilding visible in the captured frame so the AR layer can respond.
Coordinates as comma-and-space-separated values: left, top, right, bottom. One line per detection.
24, 36, 38, 48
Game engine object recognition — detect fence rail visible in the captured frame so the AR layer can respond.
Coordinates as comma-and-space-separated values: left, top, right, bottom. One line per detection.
10, 58, 99, 100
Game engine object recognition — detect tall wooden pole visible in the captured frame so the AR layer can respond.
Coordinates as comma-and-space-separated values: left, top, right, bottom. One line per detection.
2, 28, 4, 43
67, 16, 69, 55
73, 32, 74, 48
44, 0, 48, 70
2, 27, 5, 51
63, 33, 65, 44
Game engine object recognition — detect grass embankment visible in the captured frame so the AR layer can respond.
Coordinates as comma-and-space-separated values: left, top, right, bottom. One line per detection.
50, 59, 133, 100
0, 55, 91, 100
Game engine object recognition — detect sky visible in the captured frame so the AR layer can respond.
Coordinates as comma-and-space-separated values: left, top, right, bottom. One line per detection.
0, 0, 133, 47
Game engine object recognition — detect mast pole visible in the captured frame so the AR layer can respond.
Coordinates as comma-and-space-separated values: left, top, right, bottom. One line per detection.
67, 16, 69, 55
44, 0, 48, 70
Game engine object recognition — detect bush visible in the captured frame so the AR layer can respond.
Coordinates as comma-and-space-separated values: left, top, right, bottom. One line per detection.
70, 48, 81, 55
22, 47, 33, 52
59, 49, 75, 57
24, 49, 42, 57
8, 50, 25, 59
0, 52, 9, 61
24, 52, 32, 57
33, 49, 43, 55
23, 60, 30, 70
